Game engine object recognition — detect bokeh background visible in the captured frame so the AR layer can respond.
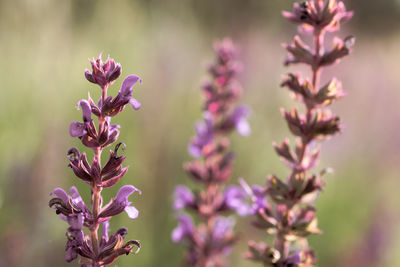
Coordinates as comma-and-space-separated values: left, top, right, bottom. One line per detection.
0, 0, 400, 266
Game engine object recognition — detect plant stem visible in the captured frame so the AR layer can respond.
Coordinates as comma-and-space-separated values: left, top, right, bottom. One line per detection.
90, 85, 108, 267
312, 31, 323, 93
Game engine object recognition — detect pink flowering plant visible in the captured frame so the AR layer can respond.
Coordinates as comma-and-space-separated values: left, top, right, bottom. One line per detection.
171, 39, 250, 266
49, 55, 142, 266
233, 1, 354, 266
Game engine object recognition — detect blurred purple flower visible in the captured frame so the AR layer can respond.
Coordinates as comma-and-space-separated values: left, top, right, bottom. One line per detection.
285, 252, 302, 265
173, 39, 247, 266
188, 114, 214, 157
231, 105, 251, 136
224, 179, 267, 216
212, 216, 235, 242
282, 0, 353, 32
172, 214, 194, 243
223, 185, 250, 216
173, 185, 196, 210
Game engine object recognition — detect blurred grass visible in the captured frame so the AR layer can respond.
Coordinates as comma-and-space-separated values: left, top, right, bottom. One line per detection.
0, 0, 399, 266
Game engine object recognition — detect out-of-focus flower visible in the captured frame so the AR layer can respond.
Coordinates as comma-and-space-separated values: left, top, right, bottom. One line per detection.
282, 0, 353, 33
282, 108, 341, 141
188, 115, 214, 157
320, 35, 355, 66
245, 1, 353, 265
212, 216, 235, 242
173, 185, 196, 211
223, 179, 267, 216
171, 214, 194, 243
173, 38, 248, 266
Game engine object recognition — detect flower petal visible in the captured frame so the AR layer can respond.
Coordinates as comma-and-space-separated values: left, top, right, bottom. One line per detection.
171, 214, 193, 243
120, 75, 142, 96
69, 122, 86, 137
77, 100, 92, 122
129, 98, 141, 110
173, 185, 195, 210
115, 185, 141, 202
102, 221, 109, 241
125, 205, 139, 219
51, 188, 69, 204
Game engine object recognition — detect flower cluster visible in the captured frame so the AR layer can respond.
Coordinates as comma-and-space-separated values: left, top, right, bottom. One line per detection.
235, 1, 353, 266
49, 55, 141, 266
172, 38, 250, 266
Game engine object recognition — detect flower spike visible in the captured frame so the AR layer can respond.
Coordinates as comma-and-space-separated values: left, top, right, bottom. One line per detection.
243, 1, 354, 266
50, 54, 142, 265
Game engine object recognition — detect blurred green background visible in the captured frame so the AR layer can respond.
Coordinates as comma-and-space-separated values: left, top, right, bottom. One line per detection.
0, 0, 400, 266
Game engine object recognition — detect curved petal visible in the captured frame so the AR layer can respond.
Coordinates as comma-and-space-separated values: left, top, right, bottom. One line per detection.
68, 186, 87, 211
67, 213, 84, 230
232, 105, 251, 136
51, 188, 69, 204
76, 100, 92, 122
102, 221, 109, 241
237, 118, 250, 136
69, 121, 86, 137
120, 75, 142, 96
125, 205, 139, 219
129, 98, 141, 110
115, 185, 141, 202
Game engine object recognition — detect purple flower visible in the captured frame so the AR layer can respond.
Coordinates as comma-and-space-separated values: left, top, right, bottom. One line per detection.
99, 185, 141, 220
219, 105, 251, 136
99, 142, 129, 188
65, 226, 85, 262
285, 253, 302, 265
214, 38, 236, 64
98, 224, 141, 265
282, 0, 353, 32
172, 39, 246, 266
173, 185, 196, 210
69, 99, 122, 148
51, 55, 142, 265
171, 214, 194, 243
188, 114, 214, 157
231, 105, 251, 136
69, 100, 92, 137
101, 75, 142, 117
212, 216, 235, 242
85, 54, 122, 87
102, 221, 109, 241
49, 186, 92, 226
223, 185, 250, 216
224, 179, 267, 216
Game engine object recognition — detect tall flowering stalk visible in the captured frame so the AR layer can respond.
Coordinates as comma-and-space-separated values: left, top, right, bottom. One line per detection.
171, 39, 250, 266
49, 55, 142, 266
239, 1, 354, 266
